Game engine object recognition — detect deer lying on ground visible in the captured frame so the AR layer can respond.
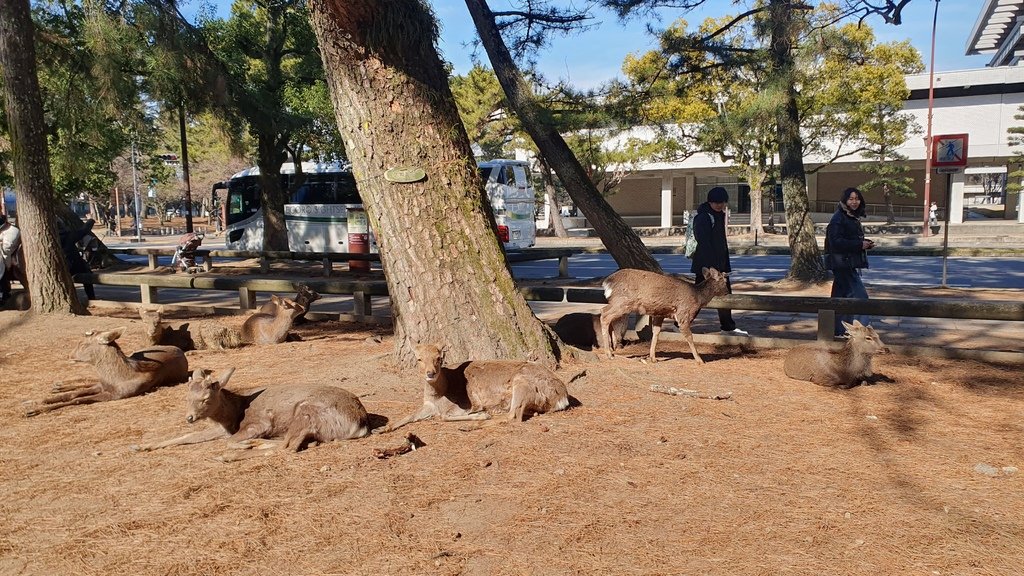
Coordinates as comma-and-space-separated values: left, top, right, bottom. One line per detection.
783, 320, 889, 389
191, 295, 304, 350
387, 343, 570, 432
133, 368, 370, 452
139, 307, 196, 351
552, 312, 626, 351
599, 267, 729, 364
24, 328, 189, 416
256, 284, 321, 324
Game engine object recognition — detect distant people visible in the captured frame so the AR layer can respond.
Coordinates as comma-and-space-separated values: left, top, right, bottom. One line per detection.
691, 186, 747, 336
0, 213, 22, 305
59, 219, 97, 301
825, 187, 875, 338
929, 201, 938, 226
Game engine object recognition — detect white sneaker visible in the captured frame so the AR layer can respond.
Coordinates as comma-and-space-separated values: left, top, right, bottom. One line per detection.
721, 328, 749, 336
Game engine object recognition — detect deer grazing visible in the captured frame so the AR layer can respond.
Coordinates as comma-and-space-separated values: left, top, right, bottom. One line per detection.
599, 267, 729, 363
190, 295, 304, 350
552, 312, 626, 351
133, 368, 370, 452
783, 320, 889, 389
387, 343, 570, 432
24, 328, 189, 416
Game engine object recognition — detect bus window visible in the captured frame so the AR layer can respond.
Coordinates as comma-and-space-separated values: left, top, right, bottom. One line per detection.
292, 173, 360, 204
504, 166, 518, 188
478, 167, 494, 183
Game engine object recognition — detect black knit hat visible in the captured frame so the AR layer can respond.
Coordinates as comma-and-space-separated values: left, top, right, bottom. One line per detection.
707, 186, 729, 203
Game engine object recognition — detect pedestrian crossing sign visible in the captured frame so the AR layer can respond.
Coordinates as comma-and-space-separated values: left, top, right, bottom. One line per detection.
932, 133, 969, 167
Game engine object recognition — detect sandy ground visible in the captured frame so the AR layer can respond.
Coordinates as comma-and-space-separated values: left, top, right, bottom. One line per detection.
0, 307, 1022, 576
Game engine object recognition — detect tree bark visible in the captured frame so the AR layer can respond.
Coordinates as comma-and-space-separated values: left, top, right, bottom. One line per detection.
307, 0, 559, 367
538, 159, 569, 238
769, 0, 826, 281
465, 0, 661, 273
744, 167, 766, 237
0, 0, 85, 314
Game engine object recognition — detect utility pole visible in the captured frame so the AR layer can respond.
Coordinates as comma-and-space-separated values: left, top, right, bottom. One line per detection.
921, 0, 940, 237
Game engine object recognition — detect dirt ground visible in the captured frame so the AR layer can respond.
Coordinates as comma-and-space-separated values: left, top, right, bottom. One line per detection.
1, 306, 1022, 576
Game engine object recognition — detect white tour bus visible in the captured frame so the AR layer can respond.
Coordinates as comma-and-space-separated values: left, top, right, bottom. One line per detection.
216, 159, 536, 252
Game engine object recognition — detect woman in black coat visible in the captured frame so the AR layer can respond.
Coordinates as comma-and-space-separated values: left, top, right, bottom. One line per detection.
825, 187, 875, 337
690, 186, 746, 335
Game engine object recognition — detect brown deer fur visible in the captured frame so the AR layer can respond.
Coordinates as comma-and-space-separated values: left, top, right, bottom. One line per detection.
25, 328, 188, 416
784, 320, 889, 389
599, 267, 729, 363
134, 368, 370, 452
387, 344, 569, 432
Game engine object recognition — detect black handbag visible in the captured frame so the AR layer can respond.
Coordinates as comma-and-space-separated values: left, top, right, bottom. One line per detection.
824, 251, 865, 270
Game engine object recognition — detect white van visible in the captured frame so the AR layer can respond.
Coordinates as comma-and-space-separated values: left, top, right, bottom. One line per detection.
478, 159, 537, 249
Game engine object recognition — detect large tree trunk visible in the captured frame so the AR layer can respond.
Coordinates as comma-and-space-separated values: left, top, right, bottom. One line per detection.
0, 0, 85, 314
538, 158, 569, 238
745, 167, 766, 237
307, 0, 559, 367
256, 133, 290, 251
769, 0, 826, 281
465, 0, 661, 273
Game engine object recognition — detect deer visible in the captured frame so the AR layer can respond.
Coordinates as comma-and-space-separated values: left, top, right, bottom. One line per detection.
191, 295, 304, 350
139, 307, 196, 351
256, 284, 321, 324
133, 368, 370, 452
599, 267, 730, 364
24, 328, 189, 416
783, 320, 890, 389
386, 343, 570, 432
552, 312, 626, 351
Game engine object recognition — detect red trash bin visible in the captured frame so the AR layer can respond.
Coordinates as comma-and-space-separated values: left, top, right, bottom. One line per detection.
347, 208, 370, 272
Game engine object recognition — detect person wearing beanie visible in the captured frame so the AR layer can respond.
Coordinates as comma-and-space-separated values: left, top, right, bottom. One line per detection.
690, 186, 747, 336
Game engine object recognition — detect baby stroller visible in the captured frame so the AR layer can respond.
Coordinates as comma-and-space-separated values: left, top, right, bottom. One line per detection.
171, 232, 205, 274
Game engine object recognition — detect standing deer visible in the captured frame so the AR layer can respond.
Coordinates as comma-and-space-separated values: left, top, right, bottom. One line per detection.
133, 368, 370, 452
784, 320, 889, 389
387, 343, 570, 432
24, 328, 189, 416
600, 267, 729, 363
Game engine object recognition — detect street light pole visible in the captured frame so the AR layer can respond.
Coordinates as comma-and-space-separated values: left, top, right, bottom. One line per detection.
131, 140, 142, 242
921, 0, 940, 237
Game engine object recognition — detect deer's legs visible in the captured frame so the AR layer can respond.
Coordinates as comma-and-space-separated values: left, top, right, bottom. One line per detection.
25, 390, 112, 416
133, 426, 230, 452
647, 316, 665, 362
675, 315, 704, 364
50, 380, 94, 393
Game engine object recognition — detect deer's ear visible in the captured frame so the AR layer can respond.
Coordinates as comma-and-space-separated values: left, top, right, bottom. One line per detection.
270, 294, 281, 303
215, 368, 236, 386
841, 321, 855, 331
99, 328, 125, 343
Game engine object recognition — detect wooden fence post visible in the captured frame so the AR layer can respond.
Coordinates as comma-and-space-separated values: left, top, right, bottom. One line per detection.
141, 284, 158, 305
353, 290, 371, 318
239, 287, 256, 310
558, 255, 569, 278
817, 309, 836, 341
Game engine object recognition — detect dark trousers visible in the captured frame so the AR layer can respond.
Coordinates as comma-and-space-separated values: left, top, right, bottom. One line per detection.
830, 267, 870, 335
695, 270, 736, 331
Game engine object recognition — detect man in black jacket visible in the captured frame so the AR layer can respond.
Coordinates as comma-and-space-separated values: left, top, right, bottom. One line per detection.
690, 187, 747, 336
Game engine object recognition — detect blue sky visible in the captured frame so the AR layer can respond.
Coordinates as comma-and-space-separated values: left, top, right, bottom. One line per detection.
197, 0, 989, 88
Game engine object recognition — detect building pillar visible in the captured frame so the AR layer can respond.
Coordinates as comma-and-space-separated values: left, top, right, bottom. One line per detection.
806, 171, 819, 210
683, 174, 696, 212
660, 174, 674, 228
949, 172, 966, 224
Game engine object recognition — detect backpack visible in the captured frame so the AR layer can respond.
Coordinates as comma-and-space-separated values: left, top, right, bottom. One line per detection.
684, 212, 713, 259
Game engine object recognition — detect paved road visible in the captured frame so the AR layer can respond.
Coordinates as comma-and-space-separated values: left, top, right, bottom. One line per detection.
510, 253, 1024, 289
